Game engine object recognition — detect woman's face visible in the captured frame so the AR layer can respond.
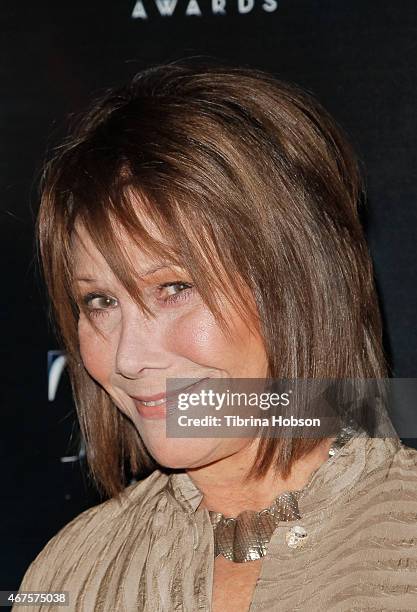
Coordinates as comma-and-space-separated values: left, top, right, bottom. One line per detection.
72, 220, 269, 469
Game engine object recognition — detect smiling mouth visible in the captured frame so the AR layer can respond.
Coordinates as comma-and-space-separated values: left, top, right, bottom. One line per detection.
133, 378, 210, 407
140, 398, 166, 407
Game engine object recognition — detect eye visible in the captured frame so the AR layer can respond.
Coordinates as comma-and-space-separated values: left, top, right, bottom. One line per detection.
82, 293, 119, 318
157, 281, 194, 305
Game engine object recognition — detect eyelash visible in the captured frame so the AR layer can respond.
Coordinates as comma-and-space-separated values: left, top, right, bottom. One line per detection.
81, 281, 194, 319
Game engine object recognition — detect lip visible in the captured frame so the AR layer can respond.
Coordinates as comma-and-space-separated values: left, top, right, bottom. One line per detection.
132, 390, 171, 402
130, 378, 210, 420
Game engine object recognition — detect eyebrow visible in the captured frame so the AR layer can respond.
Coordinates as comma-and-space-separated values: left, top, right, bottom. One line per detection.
74, 263, 175, 284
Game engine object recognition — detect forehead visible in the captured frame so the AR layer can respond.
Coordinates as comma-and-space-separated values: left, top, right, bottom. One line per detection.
71, 217, 169, 277
71, 225, 108, 274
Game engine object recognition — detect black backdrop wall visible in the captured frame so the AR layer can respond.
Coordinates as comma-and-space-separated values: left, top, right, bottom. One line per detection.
2, 0, 416, 593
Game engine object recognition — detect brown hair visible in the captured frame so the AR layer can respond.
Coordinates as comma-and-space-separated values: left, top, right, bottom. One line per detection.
37, 60, 388, 499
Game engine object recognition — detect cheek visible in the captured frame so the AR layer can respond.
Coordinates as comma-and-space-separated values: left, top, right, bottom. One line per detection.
164, 302, 263, 370
165, 304, 227, 363
78, 316, 113, 384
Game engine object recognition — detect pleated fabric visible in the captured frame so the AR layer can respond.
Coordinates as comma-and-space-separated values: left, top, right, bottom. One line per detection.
16, 432, 417, 611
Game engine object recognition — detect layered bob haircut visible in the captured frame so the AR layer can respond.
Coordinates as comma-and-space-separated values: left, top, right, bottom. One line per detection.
38, 61, 388, 498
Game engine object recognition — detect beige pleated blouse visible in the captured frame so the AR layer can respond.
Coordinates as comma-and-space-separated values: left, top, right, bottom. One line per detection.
17, 431, 417, 611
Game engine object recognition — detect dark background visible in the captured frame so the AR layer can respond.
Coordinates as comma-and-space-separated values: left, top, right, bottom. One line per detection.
1, 0, 416, 594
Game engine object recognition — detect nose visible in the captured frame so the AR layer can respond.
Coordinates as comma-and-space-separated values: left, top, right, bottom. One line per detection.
115, 307, 167, 379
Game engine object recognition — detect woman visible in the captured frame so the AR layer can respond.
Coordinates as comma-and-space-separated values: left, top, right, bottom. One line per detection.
17, 61, 417, 611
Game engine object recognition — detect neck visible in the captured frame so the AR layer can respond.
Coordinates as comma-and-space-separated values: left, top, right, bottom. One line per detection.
187, 437, 336, 517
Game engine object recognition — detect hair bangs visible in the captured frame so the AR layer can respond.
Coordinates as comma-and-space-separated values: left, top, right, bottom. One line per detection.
67, 162, 261, 343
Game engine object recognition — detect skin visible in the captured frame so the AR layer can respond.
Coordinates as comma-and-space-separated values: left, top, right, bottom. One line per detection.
72, 219, 335, 518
